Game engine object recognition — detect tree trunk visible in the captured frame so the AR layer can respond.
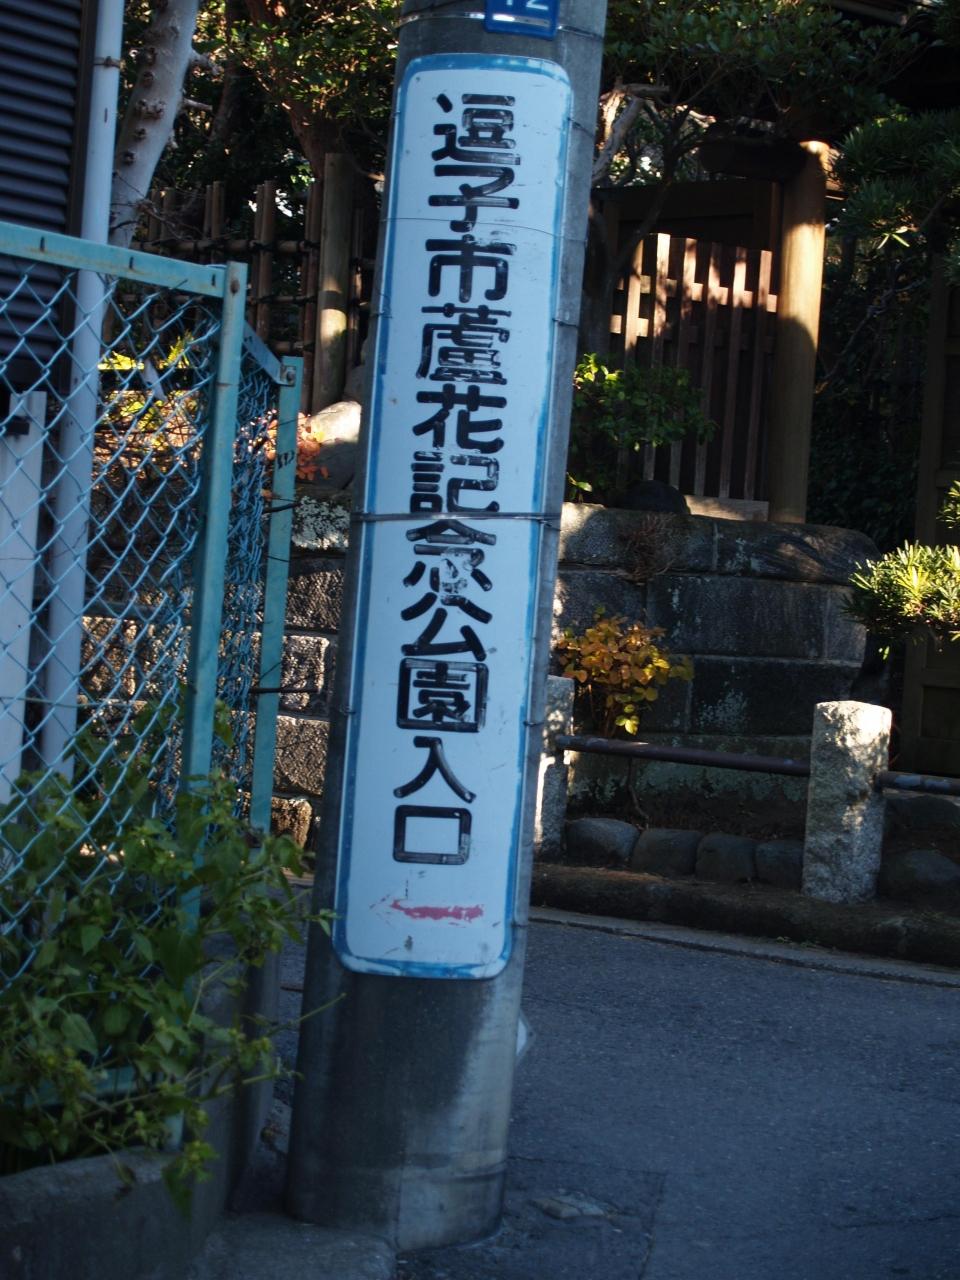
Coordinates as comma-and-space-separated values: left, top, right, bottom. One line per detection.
110, 0, 201, 246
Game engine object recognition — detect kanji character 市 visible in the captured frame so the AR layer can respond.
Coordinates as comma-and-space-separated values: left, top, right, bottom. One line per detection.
426, 236, 515, 304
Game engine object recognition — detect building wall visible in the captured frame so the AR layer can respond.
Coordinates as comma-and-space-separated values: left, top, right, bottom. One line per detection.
0, 0, 98, 375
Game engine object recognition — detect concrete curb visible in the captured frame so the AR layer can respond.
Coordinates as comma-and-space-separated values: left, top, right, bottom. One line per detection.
190, 1215, 395, 1280
0, 1151, 200, 1280
532, 863, 960, 970
529, 906, 960, 988
0, 1141, 396, 1280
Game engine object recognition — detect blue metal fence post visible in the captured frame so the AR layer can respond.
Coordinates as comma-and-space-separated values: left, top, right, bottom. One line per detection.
249, 355, 302, 832
181, 261, 249, 785
0, 223, 295, 1009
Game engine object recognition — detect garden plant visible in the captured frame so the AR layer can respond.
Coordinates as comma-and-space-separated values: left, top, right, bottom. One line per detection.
0, 704, 327, 1210
556, 607, 693, 737
846, 480, 960, 655
566, 353, 715, 503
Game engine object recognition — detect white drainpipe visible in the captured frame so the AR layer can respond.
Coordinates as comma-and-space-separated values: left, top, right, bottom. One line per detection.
39, 0, 123, 772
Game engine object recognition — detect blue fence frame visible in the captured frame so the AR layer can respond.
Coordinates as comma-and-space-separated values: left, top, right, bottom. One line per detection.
0, 219, 301, 990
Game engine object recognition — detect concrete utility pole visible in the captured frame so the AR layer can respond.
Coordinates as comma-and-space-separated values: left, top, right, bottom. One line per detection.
287, 0, 606, 1252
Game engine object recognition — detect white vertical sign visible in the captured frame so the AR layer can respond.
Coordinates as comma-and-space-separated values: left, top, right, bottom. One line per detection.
334, 54, 571, 978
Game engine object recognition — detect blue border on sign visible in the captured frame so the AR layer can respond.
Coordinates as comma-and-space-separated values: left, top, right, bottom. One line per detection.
333, 53, 572, 979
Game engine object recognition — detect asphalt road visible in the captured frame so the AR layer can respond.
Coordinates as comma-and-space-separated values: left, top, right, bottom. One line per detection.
396, 912, 960, 1280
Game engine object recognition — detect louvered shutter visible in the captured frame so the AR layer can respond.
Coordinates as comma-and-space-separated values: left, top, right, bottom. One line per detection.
0, 0, 93, 378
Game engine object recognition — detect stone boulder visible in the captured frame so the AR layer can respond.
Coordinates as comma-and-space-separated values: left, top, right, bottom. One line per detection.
305, 400, 361, 492
755, 839, 804, 891
885, 795, 960, 834
631, 828, 700, 877
879, 850, 960, 908
564, 817, 639, 867
696, 833, 757, 883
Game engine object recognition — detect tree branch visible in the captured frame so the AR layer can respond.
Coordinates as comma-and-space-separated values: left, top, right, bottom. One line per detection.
110, 0, 201, 246
188, 50, 220, 75
593, 84, 671, 186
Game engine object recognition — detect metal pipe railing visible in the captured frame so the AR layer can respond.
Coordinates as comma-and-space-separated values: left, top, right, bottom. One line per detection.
556, 735, 960, 797
877, 770, 960, 798
553, 735, 811, 777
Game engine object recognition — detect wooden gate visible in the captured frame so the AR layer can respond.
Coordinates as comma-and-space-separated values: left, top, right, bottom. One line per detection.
608, 231, 778, 516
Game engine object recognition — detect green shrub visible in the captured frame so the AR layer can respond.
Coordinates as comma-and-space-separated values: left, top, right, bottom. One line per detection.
0, 706, 328, 1210
566, 354, 715, 502
846, 480, 960, 654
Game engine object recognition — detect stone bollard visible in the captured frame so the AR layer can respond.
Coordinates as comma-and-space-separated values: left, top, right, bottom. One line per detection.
533, 675, 575, 861
802, 700, 892, 904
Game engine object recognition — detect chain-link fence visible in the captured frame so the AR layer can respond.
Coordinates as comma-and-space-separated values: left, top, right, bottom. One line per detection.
0, 222, 300, 993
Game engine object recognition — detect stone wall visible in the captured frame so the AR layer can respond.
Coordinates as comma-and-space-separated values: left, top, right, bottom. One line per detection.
271, 497, 878, 850
267, 494, 348, 852
555, 505, 877, 829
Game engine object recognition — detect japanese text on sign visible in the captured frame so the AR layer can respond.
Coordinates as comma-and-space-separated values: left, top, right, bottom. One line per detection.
334, 55, 571, 978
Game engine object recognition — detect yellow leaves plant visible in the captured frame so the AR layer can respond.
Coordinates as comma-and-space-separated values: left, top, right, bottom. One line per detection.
555, 608, 693, 737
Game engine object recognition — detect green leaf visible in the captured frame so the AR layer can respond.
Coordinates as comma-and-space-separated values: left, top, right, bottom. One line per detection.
61, 1012, 98, 1056
80, 924, 104, 955
133, 933, 154, 963
33, 940, 58, 971
155, 928, 204, 990
103, 1004, 131, 1038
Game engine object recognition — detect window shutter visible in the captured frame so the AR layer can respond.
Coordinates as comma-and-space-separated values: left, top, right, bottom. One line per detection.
0, 0, 92, 378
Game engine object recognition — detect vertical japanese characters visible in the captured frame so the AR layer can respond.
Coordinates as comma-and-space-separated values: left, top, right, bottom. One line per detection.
335, 57, 570, 973
392, 91, 519, 866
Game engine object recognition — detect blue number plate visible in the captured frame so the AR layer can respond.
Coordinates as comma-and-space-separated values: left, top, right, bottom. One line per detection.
484, 0, 559, 39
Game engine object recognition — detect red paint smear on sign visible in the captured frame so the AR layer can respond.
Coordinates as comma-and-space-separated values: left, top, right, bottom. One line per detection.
390, 900, 484, 922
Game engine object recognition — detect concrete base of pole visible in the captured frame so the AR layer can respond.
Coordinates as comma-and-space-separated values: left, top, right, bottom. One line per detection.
802, 700, 891, 904
286, 929, 526, 1251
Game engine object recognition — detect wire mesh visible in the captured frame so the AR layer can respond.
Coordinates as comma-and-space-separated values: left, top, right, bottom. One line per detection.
217, 355, 272, 782
0, 236, 282, 995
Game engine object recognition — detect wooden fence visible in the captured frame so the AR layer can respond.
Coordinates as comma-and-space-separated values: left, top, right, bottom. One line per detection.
138, 187, 777, 508
608, 232, 778, 513
135, 178, 368, 414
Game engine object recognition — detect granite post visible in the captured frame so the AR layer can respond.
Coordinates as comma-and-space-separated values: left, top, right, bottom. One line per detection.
533, 676, 575, 861
802, 700, 891, 903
